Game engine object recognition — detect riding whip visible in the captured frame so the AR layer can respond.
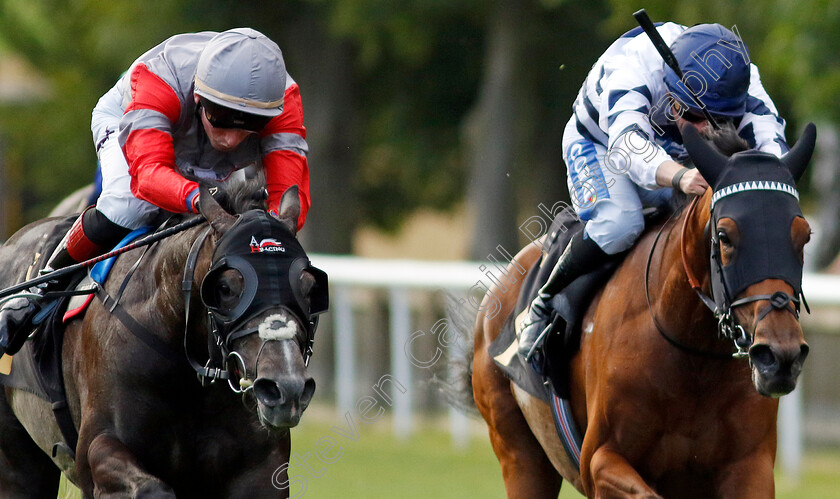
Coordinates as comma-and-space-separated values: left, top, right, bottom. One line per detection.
632, 9, 720, 130
0, 216, 206, 300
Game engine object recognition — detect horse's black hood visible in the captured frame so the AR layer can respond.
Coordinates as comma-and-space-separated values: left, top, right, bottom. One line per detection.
682, 124, 815, 304
201, 210, 328, 335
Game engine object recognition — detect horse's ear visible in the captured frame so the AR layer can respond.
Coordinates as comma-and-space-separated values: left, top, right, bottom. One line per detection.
782, 123, 817, 183
273, 185, 300, 235
681, 123, 729, 187
199, 184, 236, 233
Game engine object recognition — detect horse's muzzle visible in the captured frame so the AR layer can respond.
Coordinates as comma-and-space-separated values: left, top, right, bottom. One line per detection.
254, 375, 316, 429
749, 342, 809, 397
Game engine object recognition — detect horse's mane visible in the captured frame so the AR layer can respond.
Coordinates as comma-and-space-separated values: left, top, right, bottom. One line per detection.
150, 179, 268, 231
220, 178, 269, 215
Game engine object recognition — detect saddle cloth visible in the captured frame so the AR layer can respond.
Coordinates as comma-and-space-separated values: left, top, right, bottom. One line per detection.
63, 226, 155, 322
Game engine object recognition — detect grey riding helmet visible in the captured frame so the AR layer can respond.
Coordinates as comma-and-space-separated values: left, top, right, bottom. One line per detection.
194, 28, 286, 131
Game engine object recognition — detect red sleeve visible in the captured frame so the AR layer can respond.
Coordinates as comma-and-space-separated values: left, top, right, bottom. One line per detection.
122, 63, 199, 213
262, 84, 310, 230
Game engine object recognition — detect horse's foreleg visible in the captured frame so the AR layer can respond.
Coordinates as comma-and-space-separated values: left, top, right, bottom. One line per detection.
586, 446, 661, 499
0, 390, 61, 498
82, 433, 175, 498
714, 450, 775, 498
473, 347, 562, 498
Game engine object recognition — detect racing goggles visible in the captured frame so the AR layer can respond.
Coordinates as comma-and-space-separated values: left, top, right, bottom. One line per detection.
200, 97, 274, 132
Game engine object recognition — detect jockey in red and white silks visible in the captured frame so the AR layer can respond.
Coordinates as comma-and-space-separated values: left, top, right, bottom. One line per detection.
92, 29, 310, 232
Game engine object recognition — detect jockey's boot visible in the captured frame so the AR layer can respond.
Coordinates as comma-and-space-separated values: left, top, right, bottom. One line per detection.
0, 208, 112, 357
518, 232, 610, 361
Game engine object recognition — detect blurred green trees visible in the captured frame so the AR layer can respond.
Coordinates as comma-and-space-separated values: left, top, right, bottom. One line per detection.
0, 1, 837, 259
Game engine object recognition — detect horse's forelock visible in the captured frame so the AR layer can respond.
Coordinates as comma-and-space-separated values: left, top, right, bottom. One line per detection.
667, 122, 749, 212
702, 120, 749, 157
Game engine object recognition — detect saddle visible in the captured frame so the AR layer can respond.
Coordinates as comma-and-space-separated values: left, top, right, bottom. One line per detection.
490, 206, 669, 400
489, 208, 619, 401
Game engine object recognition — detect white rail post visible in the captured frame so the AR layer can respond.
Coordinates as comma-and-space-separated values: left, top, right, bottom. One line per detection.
779, 384, 803, 482
333, 285, 355, 415
389, 287, 413, 438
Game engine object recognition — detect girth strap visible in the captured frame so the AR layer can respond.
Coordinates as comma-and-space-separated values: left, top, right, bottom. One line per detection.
51, 400, 78, 460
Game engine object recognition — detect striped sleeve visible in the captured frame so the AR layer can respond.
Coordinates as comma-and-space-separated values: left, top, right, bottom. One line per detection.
261, 83, 310, 230
737, 64, 789, 157
119, 63, 199, 213
601, 69, 671, 189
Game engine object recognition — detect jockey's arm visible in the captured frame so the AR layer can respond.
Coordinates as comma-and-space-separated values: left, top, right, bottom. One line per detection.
119, 64, 201, 214
602, 63, 675, 191
737, 64, 789, 157
260, 83, 311, 231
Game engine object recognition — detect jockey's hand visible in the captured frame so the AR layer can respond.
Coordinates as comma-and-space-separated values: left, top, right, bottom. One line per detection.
678, 169, 709, 196
656, 160, 709, 196
193, 186, 230, 214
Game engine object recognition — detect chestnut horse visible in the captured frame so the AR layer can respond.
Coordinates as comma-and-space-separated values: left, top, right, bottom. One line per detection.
0, 185, 324, 497
465, 124, 816, 498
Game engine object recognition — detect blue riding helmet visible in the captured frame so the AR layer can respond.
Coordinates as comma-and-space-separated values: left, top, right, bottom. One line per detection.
663, 24, 751, 118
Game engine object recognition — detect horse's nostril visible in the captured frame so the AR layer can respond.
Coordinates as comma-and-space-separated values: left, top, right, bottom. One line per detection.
301, 378, 316, 409
799, 343, 810, 363
749, 344, 777, 370
254, 378, 284, 407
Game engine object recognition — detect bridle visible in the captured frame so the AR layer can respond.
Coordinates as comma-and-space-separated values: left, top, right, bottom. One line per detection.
181, 217, 325, 396
645, 194, 807, 359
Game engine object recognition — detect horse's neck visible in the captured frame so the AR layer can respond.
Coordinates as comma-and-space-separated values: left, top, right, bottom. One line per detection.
154, 226, 213, 329
655, 191, 718, 337
681, 191, 714, 295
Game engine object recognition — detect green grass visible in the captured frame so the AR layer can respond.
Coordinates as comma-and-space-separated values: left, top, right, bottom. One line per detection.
56, 407, 840, 498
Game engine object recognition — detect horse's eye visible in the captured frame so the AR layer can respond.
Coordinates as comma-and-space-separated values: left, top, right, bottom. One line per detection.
717, 230, 731, 246
219, 282, 232, 296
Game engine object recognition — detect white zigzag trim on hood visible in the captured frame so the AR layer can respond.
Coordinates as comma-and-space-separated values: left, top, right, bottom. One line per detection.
710, 181, 799, 209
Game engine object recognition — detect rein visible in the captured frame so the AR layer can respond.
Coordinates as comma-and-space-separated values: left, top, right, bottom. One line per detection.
181, 226, 231, 384
0, 216, 206, 301
645, 205, 733, 359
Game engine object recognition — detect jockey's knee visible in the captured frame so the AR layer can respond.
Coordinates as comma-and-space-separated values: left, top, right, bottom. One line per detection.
82, 208, 131, 249
96, 193, 160, 230
584, 201, 645, 255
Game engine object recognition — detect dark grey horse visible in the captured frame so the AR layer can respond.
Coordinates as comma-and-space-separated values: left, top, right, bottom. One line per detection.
0, 186, 319, 497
